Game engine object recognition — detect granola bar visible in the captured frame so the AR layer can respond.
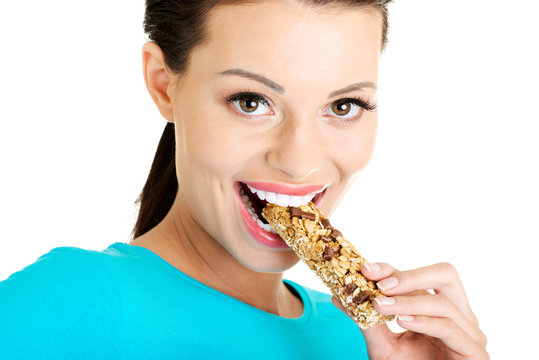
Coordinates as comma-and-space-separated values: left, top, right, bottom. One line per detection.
261, 202, 394, 329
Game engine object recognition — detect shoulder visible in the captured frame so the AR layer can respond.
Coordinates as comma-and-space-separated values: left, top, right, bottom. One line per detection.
0, 244, 124, 357
0, 244, 124, 306
3, 245, 100, 285
3, 242, 144, 281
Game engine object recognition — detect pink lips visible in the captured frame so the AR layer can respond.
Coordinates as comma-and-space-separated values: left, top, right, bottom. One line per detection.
234, 181, 327, 249
234, 182, 288, 249
242, 181, 327, 196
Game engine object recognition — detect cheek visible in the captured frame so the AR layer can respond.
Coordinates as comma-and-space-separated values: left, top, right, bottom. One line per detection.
334, 115, 378, 176
178, 111, 249, 175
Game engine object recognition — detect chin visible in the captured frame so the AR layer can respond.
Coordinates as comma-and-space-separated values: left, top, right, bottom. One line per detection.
239, 252, 300, 274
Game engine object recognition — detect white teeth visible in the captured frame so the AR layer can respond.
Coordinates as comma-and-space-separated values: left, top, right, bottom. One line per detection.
246, 185, 316, 207
274, 193, 290, 207
262, 223, 277, 234
265, 191, 277, 204
254, 217, 276, 234
290, 196, 304, 207
256, 190, 266, 201
241, 183, 324, 233
256, 219, 277, 234
300, 194, 314, 205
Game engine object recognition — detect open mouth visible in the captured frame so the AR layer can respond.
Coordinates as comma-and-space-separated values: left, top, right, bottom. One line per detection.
239, 182, 272, 231
236, 181, 327, 233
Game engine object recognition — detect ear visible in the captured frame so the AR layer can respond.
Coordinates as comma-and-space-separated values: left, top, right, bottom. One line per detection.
142, 41, 175, 123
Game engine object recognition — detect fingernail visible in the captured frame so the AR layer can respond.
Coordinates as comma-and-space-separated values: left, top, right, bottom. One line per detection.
364, 262, 381, 272
377, 277, 398, 291
374, 297, 395, 306
397, 315, 414, 322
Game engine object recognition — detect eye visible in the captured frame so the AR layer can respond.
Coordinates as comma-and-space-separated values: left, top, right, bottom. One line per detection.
326, 97, 377, 121
224, 91, 272, 117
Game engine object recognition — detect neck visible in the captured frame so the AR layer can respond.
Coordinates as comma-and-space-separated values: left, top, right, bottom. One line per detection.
130, 191, 302, 317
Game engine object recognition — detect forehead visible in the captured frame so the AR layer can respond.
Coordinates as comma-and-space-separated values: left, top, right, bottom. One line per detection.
186, 1, 381, 89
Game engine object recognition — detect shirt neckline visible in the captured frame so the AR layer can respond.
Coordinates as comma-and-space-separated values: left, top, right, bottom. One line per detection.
109, 242, 313, 326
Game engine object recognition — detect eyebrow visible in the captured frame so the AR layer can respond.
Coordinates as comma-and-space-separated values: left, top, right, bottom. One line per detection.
215, 68, 377, 98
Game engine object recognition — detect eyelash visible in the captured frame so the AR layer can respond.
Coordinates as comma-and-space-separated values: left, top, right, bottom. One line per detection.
223, 91, 377, 120
224, 91, 271, 109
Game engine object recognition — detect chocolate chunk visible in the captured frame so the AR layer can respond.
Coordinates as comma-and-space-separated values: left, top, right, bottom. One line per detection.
320, 218, 331, 228
289, 207, 302, 218
288, 207, 316, 221
323, 246, 338, 261
329, 229, 342, 241
300, 211, 316, 221
352, 291, 371, 305
344, 283, 358, 295
319, 235, 332, 243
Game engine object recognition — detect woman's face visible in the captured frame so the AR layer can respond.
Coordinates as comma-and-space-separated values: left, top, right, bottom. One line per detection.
166, 1, 382, 273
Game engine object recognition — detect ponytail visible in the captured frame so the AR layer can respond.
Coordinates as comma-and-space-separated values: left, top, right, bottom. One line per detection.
132, 122, 177, 238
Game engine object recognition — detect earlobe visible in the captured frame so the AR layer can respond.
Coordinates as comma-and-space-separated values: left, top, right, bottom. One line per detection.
142, 41, 175, 122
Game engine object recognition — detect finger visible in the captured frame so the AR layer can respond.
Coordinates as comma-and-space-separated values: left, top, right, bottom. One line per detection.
360, 262, 398, 281
372, 294, 486, 346
396, 315, 488, 359
360, 323, 397, 359
373, 262, 475, 322
361, 262, 429, 296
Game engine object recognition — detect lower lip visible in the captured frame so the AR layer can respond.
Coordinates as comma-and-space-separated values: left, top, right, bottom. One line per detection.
233, 182, 326, 249
234, 182, 289, 249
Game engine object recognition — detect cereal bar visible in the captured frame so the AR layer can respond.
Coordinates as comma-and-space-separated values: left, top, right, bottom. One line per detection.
262, 202, 394, 329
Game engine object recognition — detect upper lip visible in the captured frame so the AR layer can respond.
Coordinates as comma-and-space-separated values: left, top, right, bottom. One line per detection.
241, 181, 328, 196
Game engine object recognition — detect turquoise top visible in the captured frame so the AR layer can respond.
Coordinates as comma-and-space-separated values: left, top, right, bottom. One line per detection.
0, 242, 369, 359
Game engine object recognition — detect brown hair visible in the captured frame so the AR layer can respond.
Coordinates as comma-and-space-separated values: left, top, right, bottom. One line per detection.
132, 0, 393, 239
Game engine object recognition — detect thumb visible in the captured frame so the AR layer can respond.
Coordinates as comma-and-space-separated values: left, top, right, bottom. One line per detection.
331, 296, 395, 356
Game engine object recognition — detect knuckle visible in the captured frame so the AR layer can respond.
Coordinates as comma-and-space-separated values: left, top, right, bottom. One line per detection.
378, 262, 397, 274
432, 293, 450, 307
438, 261, 460, 284
441, 317, 459, 336
439, 261, 457, 275
470, 312, 480, 327
398, 268, 416, 283
477, 329, 488, 348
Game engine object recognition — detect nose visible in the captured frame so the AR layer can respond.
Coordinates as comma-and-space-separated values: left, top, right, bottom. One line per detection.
266, 117, 324, 181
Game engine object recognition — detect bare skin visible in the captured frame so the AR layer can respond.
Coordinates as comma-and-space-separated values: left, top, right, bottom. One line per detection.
134, 0, 488, 358
134, 0, 380, 318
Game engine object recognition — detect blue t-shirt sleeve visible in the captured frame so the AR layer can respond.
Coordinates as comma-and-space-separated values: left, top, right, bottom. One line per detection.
0, 247, 121, 359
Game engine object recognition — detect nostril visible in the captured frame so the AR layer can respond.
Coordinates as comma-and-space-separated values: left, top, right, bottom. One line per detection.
266, 152, 322, 180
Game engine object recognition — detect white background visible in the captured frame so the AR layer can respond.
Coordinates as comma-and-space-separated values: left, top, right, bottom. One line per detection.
1, 1, 537, 358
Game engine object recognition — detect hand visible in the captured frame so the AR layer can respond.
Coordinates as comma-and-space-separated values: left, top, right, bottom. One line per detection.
332, 262, 489, 360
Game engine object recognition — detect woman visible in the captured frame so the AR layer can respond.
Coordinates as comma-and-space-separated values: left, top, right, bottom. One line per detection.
0, 0, 488, 358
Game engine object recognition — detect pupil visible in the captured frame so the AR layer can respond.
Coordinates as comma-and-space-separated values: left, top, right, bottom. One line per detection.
333, 100, 350, 115
241, 99, 258, 112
